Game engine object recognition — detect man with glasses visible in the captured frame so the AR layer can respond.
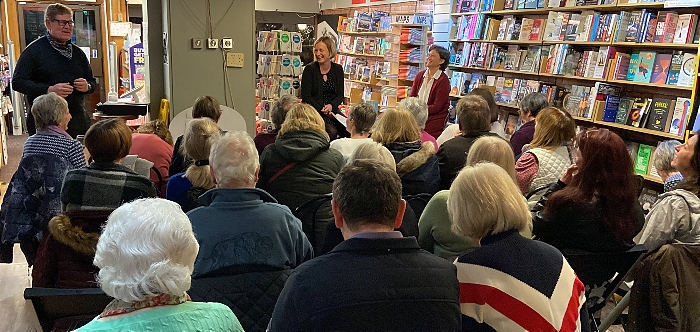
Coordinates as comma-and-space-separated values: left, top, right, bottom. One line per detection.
12, 3, 96, 137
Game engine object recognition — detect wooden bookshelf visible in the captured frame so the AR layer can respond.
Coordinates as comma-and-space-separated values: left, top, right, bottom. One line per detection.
607, 79, 694, 91
338, 51, 386, 58
614, 42, 699, 50
571, 116, 685, 139
449, 64, 541, 76
339, 31, 391, 36
642, 174, 664, 185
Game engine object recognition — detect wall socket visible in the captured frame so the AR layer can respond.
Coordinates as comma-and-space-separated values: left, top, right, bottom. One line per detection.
221, 38, 233, 49
226, 52, 244, 68
207, 38, 218, 49
192, 38, 203, 49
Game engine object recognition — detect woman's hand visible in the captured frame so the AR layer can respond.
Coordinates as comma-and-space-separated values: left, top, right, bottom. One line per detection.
560, 164, 578, 185
321, 104, 333, 115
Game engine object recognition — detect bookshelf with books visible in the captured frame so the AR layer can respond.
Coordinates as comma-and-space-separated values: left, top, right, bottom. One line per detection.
382, 15, 430, 107
447, 0, 700, 185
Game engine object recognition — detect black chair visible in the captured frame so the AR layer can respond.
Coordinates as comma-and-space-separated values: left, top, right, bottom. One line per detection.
402, 193, 434, 220
24, 287, 112, 332
189, 265, 294, 332
294, 193, 333, 252
562, 244, 648, 332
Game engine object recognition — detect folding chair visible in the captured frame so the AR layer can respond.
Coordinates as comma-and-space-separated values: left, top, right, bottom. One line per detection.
294, 193, 333, 252
402, 193, 434, 220
24, 287, 112, 331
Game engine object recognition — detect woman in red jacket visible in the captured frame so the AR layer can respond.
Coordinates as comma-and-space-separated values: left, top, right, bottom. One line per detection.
410, 45, 451, 138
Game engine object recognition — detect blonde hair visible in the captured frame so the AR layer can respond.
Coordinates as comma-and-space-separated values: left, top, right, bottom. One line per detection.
136, 119, 174, 146
183, 118, 220, 189
530, 107, 576, 149
448, 162, 529, 240
315, 36, 337, 58
466, 136, 516, 182
348, 142, 397, 171
279, 103, 329, 140
372, 108, 421, 145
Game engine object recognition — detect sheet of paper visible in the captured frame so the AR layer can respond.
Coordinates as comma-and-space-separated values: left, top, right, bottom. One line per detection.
334, 114, 347, 128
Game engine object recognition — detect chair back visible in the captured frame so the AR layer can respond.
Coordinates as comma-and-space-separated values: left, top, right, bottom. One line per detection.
189, 266, 294, 332
24, 287, 112, 331
403, 193, 433, 220
294, 193, 333, 252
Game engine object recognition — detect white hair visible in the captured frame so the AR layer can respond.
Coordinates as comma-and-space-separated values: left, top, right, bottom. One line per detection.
209, 131, 259, 185
347, 142, 396, 171
398, 97, 429, 130
94, 198, 199, 302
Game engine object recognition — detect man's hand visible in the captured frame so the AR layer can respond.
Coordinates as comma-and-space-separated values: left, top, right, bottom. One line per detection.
48, 83, 74, 97
73, 78, 90, 93
321, 104, 333, 115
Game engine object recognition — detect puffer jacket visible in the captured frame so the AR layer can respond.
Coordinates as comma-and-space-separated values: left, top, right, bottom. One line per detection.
634, 188, 700, 250
257, 129, 343, 250
31, 209, 112, 288
387, 141, 440, 196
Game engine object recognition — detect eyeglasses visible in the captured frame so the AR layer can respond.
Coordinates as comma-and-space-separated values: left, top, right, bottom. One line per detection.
51, 19, 75, 27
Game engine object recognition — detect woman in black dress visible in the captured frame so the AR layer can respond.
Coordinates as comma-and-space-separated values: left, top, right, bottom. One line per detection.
300, 36, 348, 139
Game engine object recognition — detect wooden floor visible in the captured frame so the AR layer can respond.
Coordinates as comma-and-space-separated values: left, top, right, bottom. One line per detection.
0, 244, 41, 331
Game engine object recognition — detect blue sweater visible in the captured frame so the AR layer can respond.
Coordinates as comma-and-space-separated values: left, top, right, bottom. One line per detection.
187, 187, 313, 277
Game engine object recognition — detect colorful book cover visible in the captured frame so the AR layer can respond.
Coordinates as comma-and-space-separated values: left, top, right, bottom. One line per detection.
626, 52, 640, 81
616, 97, 634, 124
625, 11, 642, 42
669, 97, 691, 135
650, 53, 672, 84
645, 98, 673, 131
602, 95, 621, 122
615, 53, 632, 81
501, 78, 514, 104
634, 144, 652, 175
530, 19, 543, 41
666, 52, 684, 85
677, 52, 696, 87
673, 14, 697, 44
633, 51, 656, 83
664, 12, 680, 43
654, 12, 668, 43
627, 98, 648, 127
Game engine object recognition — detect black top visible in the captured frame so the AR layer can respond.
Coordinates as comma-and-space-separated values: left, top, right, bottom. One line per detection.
437, 131, 501, 190
12, 36, 96, 137
301, 61, 345, 114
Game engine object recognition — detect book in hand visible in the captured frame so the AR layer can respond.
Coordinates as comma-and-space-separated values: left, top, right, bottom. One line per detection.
645, 98, 674, 132
638, 187, 660, 214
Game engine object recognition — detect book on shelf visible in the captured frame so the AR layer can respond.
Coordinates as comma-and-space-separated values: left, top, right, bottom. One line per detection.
677, 52, 697, 87
601, 95, 621, 122
615, 97, 634, 124
520, 46, 542, 73
530, 19, 544, 41
501, 78, 515, 104
564, 14, 582, 41
505, 114, 520, 137
645, 98, 675, 132
494, 77, 506, 102
519, 18, 534, 41
626, 141, 639, 162
586, 82, 621, 118
632, 51, 656, 83
613, 52, 632, 81
486, 75, 497, 86
634, 144, 652, 175
669, 97, 691, 136
661, 12, 680, 43
666, 51, 683, 85
650, 53, 672, 85
673, 14, 697, 44
615, 11, 633, 42
504, 0, 515, 11
497, 17, 512, 41
543, 12, 563, 42
624, 11, 644, 43
627, 52, 641, 81
626, 98, 652, 128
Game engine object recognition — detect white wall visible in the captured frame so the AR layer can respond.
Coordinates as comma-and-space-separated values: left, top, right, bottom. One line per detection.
256, 0, 320, 13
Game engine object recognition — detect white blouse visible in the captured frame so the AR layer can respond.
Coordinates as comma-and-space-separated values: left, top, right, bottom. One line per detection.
418, 69, 443, 103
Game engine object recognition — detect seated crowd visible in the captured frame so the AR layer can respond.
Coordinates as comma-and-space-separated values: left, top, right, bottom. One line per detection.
0, 89, 698, 331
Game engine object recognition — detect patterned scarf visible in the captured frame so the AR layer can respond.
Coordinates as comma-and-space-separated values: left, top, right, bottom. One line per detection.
46, 32, 72, 59
99, 293, 191, 318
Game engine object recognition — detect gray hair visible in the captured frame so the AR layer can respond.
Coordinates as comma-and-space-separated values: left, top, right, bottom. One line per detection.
271, 94, 299, 129
348, 142, 396, 171
398, 97, 428, 130
31, 92, 68, 130
210, 131, 259, 186
654, 140, 682, 173
94, 198, 199, 302
519, 92, 549, 117
348, 102, 377, 134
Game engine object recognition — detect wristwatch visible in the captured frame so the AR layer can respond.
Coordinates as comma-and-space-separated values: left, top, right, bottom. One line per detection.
87, 82, 92, 92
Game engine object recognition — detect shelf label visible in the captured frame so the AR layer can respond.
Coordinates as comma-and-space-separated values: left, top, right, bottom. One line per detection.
392, 14, 429, 25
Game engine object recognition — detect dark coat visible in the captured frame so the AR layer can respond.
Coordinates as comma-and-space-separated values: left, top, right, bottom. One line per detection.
531, 180, 645, 253
12, 36, 96, 137
437, 131, 500, 190
388, 141, 440, 196
268, 237, 461, 332
257, 130, 343, 249
410, 70, 451, 138
300, 62, 345, 114
169, 135, 187, 177
510, 120, 535, 157
31, 210, 112, 288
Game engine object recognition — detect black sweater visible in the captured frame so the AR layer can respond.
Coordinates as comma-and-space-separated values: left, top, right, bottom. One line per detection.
300, 62, 345, 114
12, 36, 96, 137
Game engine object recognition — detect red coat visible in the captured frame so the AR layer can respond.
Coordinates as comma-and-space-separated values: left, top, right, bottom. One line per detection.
130, 133, 174, 197
410, 70, 451, 138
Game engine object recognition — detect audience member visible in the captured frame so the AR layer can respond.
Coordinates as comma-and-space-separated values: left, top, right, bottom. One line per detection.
0, 92, 86, 264
254, 95, 298, 155
75, 198, 243, 331
170, 96, 222, 175
653, 140, 684, 192
269, 159, 460, 331
515, 107, 576, 196
510, 92, 548, 156
329, 101, 376, 162
320, 142, 419, 254
436, 87, 505, 145
131, 120, 174, 197
636, 133, 700, 249
258, 103, 343, 249
166, 118, 220, 212
420, 136, 532, 260
61, 118, 156, 211
31, 209, 112, 288
398, 97, 438, 150
532, 129, 644, 253
373, 108, 440, 196
449, 162, 585, 331
187, 131, 313, 277
437, 95, 499, 190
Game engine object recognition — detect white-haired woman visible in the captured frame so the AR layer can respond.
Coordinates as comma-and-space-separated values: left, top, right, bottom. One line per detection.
448, 163, 585, 331
654, 140, 684, 192
166, 118, 221, 212
398, 97, 438, 150
76, 198, 243, 331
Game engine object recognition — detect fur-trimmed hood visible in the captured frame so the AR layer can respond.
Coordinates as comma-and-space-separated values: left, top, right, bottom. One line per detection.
47, 211, 111, 256
390, 142, 436, 177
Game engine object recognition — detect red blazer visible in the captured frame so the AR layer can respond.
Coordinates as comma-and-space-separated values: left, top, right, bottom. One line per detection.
410, 70, 451, 138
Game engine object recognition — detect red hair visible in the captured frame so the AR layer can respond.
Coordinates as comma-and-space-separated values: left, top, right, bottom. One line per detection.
544, 128, 639, 243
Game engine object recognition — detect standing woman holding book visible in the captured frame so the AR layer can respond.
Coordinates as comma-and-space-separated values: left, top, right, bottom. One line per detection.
301, 36, 348, 140
410, 45, 451, 138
